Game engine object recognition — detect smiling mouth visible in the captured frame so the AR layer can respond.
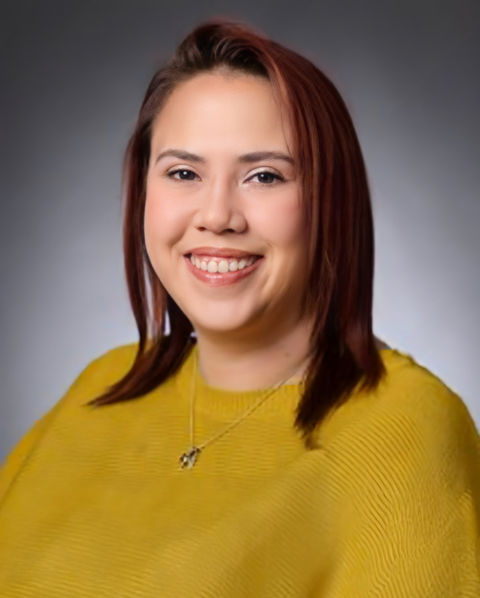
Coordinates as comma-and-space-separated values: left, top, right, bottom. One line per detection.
184, 254, 263, 286
187, 254, 260, 273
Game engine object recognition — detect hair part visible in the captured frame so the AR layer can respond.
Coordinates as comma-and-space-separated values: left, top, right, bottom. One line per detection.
86, 18, 386, 448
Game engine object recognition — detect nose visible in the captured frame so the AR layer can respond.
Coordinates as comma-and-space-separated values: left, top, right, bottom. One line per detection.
193, 177, 247, 234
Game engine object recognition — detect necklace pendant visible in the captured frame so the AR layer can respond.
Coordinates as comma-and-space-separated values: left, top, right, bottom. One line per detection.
179, 446, 201, 469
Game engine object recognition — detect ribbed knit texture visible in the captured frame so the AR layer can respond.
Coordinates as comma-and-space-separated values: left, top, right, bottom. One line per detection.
0, 342, 479, 597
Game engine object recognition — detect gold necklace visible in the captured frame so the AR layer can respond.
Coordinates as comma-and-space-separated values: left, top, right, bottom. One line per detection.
178, 347, 301, 470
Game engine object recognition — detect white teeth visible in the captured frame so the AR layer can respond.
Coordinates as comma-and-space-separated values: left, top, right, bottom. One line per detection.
218, 260, 229, 273
189, 255, 258, 273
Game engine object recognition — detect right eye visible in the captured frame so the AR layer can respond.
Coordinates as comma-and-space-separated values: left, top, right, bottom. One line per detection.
167, 168, 199, 181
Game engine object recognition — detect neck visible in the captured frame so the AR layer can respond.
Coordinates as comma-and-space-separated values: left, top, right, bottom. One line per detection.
193, 315, 314, 391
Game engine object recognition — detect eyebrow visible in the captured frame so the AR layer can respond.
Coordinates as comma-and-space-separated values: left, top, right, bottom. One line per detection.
154, 148, 295, 166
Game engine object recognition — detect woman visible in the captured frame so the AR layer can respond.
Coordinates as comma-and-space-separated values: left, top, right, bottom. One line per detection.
0, 19, 479, 597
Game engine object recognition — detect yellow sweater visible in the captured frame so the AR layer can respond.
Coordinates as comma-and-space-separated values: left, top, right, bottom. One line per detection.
0, 343, 479, 597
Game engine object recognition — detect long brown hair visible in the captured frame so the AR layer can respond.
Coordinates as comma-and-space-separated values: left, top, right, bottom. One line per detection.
87, 18, 386, 447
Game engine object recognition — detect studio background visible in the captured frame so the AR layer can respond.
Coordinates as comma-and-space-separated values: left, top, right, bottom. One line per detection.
1, 0, 479, 459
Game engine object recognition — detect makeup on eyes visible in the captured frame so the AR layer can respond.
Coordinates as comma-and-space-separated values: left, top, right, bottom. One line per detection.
165, 167, 285, 184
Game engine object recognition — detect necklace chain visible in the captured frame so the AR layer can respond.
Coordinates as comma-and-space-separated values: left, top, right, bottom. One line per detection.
178, 347, 300, 470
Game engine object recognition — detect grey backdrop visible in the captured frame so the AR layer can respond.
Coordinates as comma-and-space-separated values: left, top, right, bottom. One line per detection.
1, 0, 479, 459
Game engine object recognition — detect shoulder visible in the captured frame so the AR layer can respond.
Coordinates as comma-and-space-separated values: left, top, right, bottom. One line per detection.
375, 348, 476, 438
72, 341, 139, 391
58, 341, 140, 406
311, 349, 480, 591
364, 348, 476, 436
316, 350, 480, 575
0, 342, 139, 500
322, 348, 480, 493
0, 342, 138, 499
81, 340, 139, 376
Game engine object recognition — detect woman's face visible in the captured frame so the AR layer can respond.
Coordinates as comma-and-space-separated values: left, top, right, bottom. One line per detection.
144, 70, 309, 340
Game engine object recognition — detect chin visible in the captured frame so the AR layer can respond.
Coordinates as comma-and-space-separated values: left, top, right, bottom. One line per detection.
190, 316, 254, 336
185, 304, 264, 337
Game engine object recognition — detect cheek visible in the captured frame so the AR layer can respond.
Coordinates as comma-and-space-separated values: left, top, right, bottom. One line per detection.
144, 189, 189, 259
251, 193, 305, 251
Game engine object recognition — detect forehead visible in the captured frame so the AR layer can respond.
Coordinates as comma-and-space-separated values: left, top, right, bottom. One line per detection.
150, 71, 293, 154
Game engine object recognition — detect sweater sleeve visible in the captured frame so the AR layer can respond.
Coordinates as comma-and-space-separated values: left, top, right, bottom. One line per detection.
321, 382, 480, 597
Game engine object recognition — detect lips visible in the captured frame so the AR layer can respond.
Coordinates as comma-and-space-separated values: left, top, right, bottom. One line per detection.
185, 246, 262, 259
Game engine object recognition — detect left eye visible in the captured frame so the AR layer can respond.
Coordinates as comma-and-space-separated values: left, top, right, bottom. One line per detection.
167, 169, 198, 181
249, 171, 284, 184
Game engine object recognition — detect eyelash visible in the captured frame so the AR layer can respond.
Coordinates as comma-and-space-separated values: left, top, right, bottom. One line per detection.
166, 168, 285, 185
